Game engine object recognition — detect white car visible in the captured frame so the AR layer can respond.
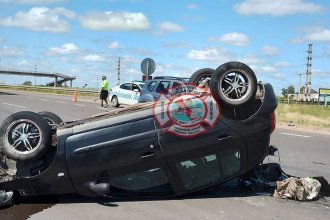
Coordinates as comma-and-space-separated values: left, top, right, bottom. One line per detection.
109, 81, 145, 107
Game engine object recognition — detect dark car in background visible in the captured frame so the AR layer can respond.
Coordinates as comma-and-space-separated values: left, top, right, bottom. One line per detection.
0, 61, 277, 207
138, 76, 188, 103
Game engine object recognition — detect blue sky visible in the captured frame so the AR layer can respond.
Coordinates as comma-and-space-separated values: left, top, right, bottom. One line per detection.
0, 0, 329, 94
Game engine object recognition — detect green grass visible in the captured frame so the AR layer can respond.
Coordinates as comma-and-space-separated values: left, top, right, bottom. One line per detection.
276, 103, 330, 129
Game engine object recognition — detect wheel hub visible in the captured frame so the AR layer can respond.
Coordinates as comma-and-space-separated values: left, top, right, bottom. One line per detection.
21, 134, 28, 141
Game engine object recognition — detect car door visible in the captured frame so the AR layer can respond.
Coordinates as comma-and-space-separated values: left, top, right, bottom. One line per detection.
118, 83, 132, 104
157, 119, 247, 195
64, 116, 177, 197
128, 83, 141, 104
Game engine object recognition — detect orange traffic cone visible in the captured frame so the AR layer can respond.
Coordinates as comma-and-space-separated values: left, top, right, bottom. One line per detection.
72, 90, 77, 102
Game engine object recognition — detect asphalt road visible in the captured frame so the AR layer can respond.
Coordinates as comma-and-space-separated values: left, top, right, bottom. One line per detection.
0, 89, 329, 220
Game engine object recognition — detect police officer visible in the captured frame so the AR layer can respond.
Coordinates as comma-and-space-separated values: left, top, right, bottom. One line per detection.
100, 76, 109, 108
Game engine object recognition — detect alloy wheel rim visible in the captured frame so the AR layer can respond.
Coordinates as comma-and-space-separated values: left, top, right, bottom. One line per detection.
219, 70, 250, 102
5, 119, 42, 155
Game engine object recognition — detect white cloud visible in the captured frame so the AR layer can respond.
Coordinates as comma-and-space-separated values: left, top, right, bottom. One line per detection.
155, 21, 184, 35
163, 42, 189, 48
262, 45, 281, 56
83, 54, 106, 62
186, 3, 198, 10
108, 41, 122, 49
290, 27, 330, 44
0, 46, 25, 56
304, 29, 330, 41
234, 0, 325, 16
239, 54, 264, 65
211, 32, 250, 47
46, 43, 80, 56
187, 47, 233, 63
0, 0, 67, 4
261, 65, 277, 73
0, 7, 75, 33
79, 11, 150, 31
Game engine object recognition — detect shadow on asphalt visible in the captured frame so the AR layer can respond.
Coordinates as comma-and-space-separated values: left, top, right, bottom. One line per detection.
0, 92, 17, 96
1, 178, 329, 220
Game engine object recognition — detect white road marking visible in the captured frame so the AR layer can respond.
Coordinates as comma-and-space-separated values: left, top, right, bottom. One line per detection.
75, 104, 85, 107
56, 101, 67, 104
281, 132, 311, 138
2, 103, 26, 108
40, 99, 49, 101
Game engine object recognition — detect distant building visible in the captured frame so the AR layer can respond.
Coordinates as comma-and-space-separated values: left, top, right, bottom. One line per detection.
288, 88, 319, 102
319, 88, 330, 104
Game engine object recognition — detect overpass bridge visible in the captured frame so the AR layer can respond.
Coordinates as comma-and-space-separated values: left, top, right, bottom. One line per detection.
0, 69, 76, 87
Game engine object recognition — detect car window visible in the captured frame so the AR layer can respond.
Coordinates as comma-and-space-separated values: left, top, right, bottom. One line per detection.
173, 82, 184, 88
156, 81, 170, 94
120, 83, 132, 90
109, 168, 173, 193
132, 83, 140, 91
172, 82, 186, 94
175, 148, 240, 190
138, 83, 145, 89
147, 81, 157, 91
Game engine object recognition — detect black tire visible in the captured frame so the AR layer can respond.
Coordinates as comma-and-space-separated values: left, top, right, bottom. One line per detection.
111, 96, 119, 107
189, 68, 214, 87
39, 111, 64, 126
210, 61, 257, 106
0, 111, 52, 161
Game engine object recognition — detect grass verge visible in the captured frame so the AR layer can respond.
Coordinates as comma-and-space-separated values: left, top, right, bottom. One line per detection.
276, 103, 330, 130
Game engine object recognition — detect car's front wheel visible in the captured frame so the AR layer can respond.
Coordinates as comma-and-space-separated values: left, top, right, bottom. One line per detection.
210, 61, 257, 106
0, 111, 52, 161
111, 96, 119, 107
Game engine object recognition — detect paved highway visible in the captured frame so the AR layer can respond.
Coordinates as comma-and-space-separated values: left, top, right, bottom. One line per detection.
0, 89, 329, 220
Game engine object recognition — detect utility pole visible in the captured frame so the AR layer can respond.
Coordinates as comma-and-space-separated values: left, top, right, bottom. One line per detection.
304, 44, 312, 99
298, 73, 304, 99
117, 57, 121, 85
34, 64, 37, 86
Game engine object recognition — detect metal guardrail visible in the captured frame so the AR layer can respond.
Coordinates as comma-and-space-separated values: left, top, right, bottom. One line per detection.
0, 84, 98, 96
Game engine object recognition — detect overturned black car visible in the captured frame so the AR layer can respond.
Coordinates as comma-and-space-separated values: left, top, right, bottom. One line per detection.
0, 62, 277, 207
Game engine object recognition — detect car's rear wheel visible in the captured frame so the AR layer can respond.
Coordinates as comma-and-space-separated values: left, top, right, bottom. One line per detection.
0, 111, 52, 161
111, 96, 119, 107
189, 68, 214, 87
210, 62, 257, 106
38, 111, 64, 126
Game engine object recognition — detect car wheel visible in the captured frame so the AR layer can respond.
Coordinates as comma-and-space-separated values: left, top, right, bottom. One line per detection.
210, 61, 257, 106
38, 111, 64, 126
111, 96, 119, 107
189, 68, 214, 87
0, 111, 52, 161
